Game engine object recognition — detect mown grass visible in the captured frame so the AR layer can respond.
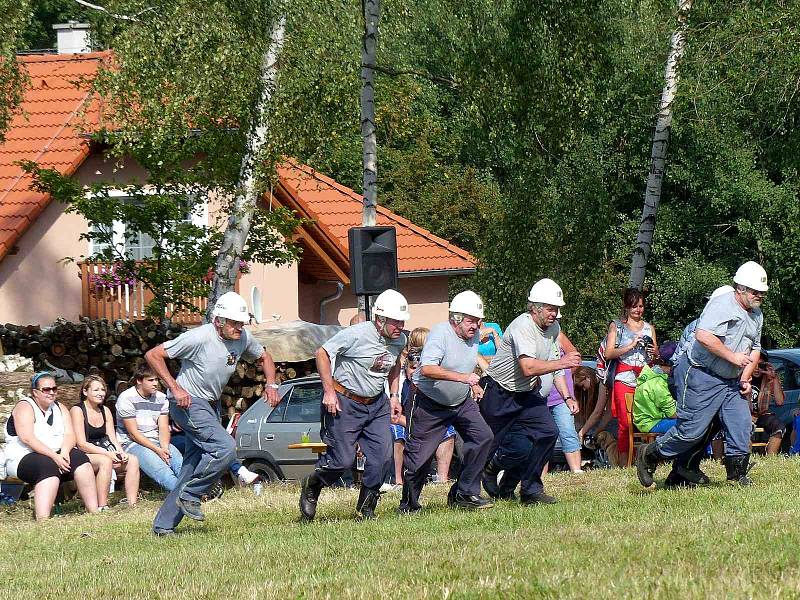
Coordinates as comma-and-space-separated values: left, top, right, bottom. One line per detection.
2, 457, 799, 599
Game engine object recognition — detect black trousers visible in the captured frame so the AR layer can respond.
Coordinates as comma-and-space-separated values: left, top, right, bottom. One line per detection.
479, 378, 558, 497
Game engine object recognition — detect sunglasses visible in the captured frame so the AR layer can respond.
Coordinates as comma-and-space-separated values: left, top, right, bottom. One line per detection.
36, 386, 58, 394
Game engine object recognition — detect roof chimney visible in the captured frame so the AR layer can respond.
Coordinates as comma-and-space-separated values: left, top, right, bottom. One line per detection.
52, 22, 92, 54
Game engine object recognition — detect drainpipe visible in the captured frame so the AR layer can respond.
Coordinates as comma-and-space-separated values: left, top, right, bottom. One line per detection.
319, 281, 344, 324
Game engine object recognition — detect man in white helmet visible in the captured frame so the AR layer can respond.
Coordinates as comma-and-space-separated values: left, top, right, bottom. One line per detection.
659, 284, 734, 488
147, 291, 279, 535
299, 288, 408, 521
398, 290, 495, 513
479, 279, 582, 505
638, 261, 768, 488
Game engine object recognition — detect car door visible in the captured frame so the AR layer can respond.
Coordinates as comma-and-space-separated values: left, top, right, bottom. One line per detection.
261, 382, 323, 480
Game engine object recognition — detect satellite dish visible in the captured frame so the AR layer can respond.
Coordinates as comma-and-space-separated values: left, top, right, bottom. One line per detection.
250, 286, 263, 324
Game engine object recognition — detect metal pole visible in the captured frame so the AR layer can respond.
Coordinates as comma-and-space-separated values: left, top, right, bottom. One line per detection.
364, 295, 371, 321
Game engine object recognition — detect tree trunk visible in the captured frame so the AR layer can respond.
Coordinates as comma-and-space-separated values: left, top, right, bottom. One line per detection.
628, 0, 693, 290
360, 0, 380, 227
206, 17, 286, 321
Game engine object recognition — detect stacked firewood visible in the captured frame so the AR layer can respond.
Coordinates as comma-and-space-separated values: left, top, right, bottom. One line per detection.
0, 318, 318, 416
0, 318, 184, 386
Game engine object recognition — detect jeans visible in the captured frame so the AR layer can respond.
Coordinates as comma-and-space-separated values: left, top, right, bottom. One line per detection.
549, 402, 581, 453
657, 357, 752, 458
173, 428, 242, 477
649, 418, 678, 434
152, 398, 236, 532
125, 442, 183, 492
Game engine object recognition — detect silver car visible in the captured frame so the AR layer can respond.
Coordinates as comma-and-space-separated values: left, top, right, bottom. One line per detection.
235, 376, 324, 481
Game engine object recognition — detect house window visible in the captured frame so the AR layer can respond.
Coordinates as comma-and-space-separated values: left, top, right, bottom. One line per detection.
88, 190, 208, 259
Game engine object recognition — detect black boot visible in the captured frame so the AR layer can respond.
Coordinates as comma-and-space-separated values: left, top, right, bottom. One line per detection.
636, 442, 666, 488
299, 472, 324, 521
355, 486, 380, 520
481, 457, 502, 498
724, 454, 753, 486
664, 468, 696, 489
496, 469, 520, 501
398, 479, 423, 515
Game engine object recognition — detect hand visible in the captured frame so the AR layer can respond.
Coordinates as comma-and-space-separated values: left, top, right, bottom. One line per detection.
118, 451, 128, 463
739, 381, 752, 398
172, 385, 192, 409
52, 452, 70, 473
731, 353, 753, 369
264, 385, 280, 407
578, 428, 586, 444
471, 384, 484, 402
390, 398, 402, 422
629, 335, 642, 350
561, 351, 582, 369
156, 446, 171, 464
463, 373, 481, 387
322, 389, 341, 415
566, 398, 579, 415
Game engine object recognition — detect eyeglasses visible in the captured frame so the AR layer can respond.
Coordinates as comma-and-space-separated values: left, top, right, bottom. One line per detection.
36, 386, 58, 394
746, 287, 767, 297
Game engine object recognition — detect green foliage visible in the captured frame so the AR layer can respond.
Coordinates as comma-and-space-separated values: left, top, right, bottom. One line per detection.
0, 0, 30, 143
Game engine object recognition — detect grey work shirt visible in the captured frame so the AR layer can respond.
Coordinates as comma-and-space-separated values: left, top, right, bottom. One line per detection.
413, 321, 479, 407
487, 313, 562, 395
322, 321, 406, 398
688, 292, 763, 379
163, 323, 263, 403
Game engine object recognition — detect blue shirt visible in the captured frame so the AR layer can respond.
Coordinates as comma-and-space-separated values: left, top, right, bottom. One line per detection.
478, 322, 503, 356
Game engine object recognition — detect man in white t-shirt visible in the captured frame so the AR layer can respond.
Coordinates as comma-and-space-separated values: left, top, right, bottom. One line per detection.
117, 364, 183, 491
479, 279, 581, 505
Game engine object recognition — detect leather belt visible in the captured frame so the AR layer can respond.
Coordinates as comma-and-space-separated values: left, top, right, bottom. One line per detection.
333, 380, 381, 405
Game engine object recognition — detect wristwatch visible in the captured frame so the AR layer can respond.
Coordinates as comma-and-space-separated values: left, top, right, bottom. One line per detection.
564, 395, 574, 400
390, 392, 400, 399
267, 383, 280, 389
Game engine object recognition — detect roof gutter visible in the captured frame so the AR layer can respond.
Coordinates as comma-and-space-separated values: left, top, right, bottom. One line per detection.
398, 268, 476, 279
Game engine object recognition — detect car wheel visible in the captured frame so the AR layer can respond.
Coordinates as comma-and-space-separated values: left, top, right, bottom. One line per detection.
246, 461, 282, 482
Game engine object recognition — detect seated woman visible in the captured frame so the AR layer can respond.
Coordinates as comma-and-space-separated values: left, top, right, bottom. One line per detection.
750, 352, 785, 455
70, 375, 140, 508
3, 372, 100, 521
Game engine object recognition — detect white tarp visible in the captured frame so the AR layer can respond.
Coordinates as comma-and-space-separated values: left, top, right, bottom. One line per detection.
248, 320, 343, 363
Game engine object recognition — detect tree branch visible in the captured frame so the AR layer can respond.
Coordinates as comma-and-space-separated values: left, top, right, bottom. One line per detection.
365, 63, 458, 89
73, 0, 156, 21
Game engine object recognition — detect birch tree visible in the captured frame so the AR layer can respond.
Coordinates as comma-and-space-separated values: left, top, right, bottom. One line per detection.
206, 17, 286, 319
360, 0, 380, 227
628, 0, 693, 290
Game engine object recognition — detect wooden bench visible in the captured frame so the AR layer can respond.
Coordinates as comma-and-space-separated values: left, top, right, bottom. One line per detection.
625, 392, 664, 467
287, 442, 327, 455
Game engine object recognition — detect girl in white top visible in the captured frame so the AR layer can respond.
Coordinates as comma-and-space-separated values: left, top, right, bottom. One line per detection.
4, 372, 100, 521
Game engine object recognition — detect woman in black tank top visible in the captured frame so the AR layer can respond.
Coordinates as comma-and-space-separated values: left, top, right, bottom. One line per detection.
70, 375, 141, 508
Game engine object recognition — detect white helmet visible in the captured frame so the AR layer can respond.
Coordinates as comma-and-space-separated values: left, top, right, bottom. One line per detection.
733, 261, 769, 292
449, 290, 485, 319
212, 291, 250, 322
528, 278, 565, 307
372, 289, 411, 321
709, 285, 734, 301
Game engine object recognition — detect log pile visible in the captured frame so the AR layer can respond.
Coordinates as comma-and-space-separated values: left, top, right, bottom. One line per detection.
0, 318, 185, 387
0, 318, 319, 419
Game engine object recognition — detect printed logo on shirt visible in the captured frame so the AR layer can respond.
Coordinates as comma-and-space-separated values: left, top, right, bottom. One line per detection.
368, 351, 395, 377
227, 352, 238, 366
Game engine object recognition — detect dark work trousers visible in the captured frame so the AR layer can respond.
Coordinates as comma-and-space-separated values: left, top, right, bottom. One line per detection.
657, 356, 752, 458
479, 378, 558, 498
671, 415, 722, 474
403, 391, 493, 499
315, 392, 391, 490
153, 397, 236, 532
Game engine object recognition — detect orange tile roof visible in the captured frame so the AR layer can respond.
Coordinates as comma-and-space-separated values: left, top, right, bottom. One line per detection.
0, 52, 109, 260
0, 52, 475, 277
276, 160, 476, 275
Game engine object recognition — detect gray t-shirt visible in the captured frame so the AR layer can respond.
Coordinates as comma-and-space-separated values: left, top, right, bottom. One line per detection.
413, 321, 479, 407
487, 313, 562, 394
115, 386, 168, 448
163, 323, 263, 403
322, 321, 406, 398
688, 292, 762, 379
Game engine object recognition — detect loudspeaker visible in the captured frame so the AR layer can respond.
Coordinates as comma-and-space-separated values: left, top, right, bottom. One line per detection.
348, 226, 398, 296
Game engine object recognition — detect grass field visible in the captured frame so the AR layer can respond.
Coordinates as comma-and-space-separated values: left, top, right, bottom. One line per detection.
2, 457, 799, 599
